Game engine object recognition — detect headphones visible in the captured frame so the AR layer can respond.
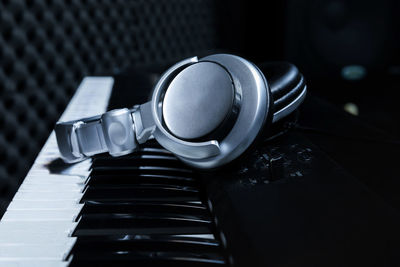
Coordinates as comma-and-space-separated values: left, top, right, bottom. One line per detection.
55, 54, 306, 169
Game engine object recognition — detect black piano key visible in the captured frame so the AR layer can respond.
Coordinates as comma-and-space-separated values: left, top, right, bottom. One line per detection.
69, 252, 227, 267
69, 233, 226, 265
79, 201, 208, 217
87, 174, 196, 186
92, 154, 185, 168
138, 140, 168, 149
80, 185, 201, 202
73, 234, 221, 248
140, 147, 174, 155
75, 212, 212, 229
73, 226, 212, 236
94, 147, 174, 158
71, 235, 222, 254
70, 251, 226, 263
83, 183, 199, 193
77, 211, 212, 225
90, 166, 194, 177
69, 238, 227, 266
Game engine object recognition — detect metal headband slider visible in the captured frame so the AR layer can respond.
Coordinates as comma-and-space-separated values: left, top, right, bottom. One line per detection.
55, 120, 87, 163
101, 108, 138, 157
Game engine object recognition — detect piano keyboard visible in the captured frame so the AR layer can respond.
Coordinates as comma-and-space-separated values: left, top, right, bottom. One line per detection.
0, 77, 228, 266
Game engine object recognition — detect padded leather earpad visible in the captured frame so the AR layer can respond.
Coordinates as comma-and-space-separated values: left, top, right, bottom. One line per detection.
212, 61, 306, 171
258, 62, 306, 113
219, 61, 305, 169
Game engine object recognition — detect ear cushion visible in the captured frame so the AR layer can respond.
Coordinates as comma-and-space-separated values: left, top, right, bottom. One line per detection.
213, 62, 305, 171
257, 62, 306, 114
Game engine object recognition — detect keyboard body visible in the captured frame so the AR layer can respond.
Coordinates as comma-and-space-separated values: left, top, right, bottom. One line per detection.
1, 74, 400, 267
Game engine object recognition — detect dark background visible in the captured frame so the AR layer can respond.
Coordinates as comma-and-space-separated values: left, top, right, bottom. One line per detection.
1, 0, 399, 218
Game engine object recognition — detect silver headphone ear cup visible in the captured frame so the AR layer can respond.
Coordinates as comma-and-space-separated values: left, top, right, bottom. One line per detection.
175, 54, 272, 169
149, 54, 306, 170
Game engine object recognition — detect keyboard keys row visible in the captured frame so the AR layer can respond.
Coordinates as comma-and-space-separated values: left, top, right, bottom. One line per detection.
69, 143, 228, 266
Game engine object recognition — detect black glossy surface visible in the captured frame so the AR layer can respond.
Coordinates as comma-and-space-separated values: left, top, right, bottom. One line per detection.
201, 99, 400, 267
70, 140, 229, 266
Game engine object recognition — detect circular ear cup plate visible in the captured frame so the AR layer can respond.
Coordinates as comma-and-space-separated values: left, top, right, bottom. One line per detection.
162, 62, 234, 140
176, 54, 271, 169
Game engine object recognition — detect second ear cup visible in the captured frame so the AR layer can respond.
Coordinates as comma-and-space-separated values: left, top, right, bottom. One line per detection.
208, 61, 306, 171
257, 62, 306, 115
250, 61, 306, 144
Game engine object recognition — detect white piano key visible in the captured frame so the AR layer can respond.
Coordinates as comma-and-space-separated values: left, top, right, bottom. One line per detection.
34, 157, 92, 169
28, 162, 92, 173
0, 260, 69, 267
2, 209, 82, 221
22, 175, 87, 185
0, 77, 114, 264
0, 242, 75, 259
12, 190, 83, 201
7, 201, 82, 210
0, 233, 77, 245
0, 221, 77, 235
60, 77, 114, 121
27, 169, 91, 178
18, 183, 83, 192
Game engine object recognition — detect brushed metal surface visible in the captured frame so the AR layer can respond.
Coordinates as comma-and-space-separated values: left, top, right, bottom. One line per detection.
162, 62, 234, 140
